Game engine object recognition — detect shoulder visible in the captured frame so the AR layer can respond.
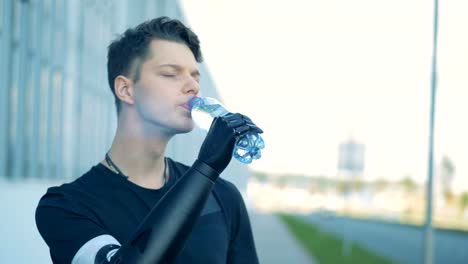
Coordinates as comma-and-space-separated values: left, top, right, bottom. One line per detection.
212, 178, 252, 243
212, 177, 246, 222
35, 165, 109, 238
167, 157, 244, 203
166, 157, 190, 178
167, 157, 244, 208
36, 165, 101, 210
214, 177, 243, 201
35, 166, 113, 264
167, 157, 245, 211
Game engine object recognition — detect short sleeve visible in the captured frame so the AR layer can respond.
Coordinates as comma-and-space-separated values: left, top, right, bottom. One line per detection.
35, 188, 109, 264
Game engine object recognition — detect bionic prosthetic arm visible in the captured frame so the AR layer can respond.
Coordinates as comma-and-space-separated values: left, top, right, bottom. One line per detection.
101, 162, 218, 264
95, 113, 263, 264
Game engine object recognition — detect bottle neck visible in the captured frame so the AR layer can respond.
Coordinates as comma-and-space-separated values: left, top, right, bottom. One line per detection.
186, 96, 201, 111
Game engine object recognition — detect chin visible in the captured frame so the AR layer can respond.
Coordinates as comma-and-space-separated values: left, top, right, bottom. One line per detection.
177, 127, 194, 134
175, 121, 195, 134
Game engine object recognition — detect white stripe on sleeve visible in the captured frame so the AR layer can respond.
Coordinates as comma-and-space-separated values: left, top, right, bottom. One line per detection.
71, 234, 121, 264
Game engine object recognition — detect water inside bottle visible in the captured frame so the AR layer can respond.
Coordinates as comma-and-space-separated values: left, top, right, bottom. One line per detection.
191, 108, 215, 131
191, 103, 228, 131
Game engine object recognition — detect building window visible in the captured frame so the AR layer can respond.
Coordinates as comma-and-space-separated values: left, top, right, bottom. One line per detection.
0, 0, 4, 33
12, 0, 21, 44
9, 49, 19, 149
39, 67, 49, 170
52, 71, 62, 143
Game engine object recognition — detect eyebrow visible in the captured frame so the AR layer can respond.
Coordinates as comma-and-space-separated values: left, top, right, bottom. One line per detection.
157, 64, 200, 77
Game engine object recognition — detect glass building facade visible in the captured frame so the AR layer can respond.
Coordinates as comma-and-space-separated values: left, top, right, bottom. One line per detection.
0, 0, 248, 185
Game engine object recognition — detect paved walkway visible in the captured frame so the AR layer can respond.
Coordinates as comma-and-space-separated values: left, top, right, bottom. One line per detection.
250, 212, 318, 264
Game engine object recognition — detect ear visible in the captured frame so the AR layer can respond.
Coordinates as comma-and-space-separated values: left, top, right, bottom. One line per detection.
114, 75, 135, 106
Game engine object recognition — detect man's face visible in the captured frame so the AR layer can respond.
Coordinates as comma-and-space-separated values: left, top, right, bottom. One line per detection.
132, 39, 200, 135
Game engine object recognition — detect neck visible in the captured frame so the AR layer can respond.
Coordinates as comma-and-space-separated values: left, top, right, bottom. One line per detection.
103, 113, 172, 189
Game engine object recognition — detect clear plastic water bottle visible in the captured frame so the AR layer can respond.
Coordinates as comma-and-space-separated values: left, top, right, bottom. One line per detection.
186, 96, 265, 164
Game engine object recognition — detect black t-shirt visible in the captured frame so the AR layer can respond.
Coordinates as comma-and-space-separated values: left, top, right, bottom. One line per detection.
35, 158, 258, 263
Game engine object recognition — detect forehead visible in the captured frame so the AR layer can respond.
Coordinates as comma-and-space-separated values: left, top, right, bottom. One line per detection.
145, 39, 197, 68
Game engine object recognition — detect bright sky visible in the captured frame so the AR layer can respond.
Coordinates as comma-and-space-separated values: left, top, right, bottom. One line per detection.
181, 0, 468, 193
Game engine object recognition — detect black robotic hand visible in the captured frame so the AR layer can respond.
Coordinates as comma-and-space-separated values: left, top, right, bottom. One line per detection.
197, 113, 263, 173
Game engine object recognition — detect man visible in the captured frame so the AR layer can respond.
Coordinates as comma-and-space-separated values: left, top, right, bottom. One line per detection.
36, 17, 262, 263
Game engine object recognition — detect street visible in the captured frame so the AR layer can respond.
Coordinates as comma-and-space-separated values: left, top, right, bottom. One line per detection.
304, 213, 468, 264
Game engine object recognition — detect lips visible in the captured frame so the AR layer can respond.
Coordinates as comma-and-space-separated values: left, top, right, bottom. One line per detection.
182, 96, 198, 111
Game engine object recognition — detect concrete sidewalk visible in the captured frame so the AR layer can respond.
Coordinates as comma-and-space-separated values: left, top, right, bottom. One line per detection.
250, 212, 318, 264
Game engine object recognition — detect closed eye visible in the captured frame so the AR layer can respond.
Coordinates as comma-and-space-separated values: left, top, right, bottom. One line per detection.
161, 73, 176, 77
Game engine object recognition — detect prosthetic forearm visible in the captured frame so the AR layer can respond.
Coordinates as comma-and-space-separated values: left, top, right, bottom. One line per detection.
96, 160, 219, 264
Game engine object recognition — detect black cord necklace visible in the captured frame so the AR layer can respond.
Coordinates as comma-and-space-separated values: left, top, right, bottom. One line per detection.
105, 152, 168, 185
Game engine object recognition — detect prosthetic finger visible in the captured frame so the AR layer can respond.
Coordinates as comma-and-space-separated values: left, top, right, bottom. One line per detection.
233, 125, 250, 135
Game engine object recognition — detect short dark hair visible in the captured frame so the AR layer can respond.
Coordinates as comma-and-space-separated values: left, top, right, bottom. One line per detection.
107, 17, 203, 113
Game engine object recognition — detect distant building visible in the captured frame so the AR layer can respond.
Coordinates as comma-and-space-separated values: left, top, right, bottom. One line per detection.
338, 138, 365, 177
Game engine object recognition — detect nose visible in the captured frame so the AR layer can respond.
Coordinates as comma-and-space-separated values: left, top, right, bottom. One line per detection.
183, 75, 200, 95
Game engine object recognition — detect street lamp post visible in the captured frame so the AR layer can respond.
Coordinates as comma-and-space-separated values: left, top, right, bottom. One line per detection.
424, 0, 439, 263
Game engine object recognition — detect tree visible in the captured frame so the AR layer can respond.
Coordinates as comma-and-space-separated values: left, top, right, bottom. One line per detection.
399, 176, 417, 193
336, 180, 351, 195
374, 178, 389, 192
351, 179, 365, 192
252, 171, 269, 183
440, 156, 456, 201
460, 192, 468, 214
276, 175, 289, 188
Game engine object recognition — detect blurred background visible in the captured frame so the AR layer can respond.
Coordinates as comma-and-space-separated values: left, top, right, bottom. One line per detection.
1, 0, 467, 263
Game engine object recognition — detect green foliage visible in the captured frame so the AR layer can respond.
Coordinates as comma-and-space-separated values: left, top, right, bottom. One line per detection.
351, 179, 365, 192
278, 214, 395, 264
252, 171, 269, 182
336, 180, 350, 194
374, 178, 389, 191
441, 156, 455, 177
399, 176, 417, 193
440, 156, 455, 194
460, 192, 468, 210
